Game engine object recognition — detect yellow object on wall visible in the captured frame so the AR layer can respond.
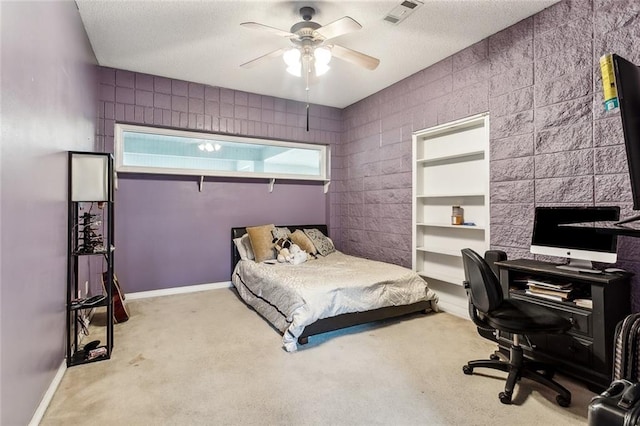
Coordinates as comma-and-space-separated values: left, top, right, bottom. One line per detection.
600, 53, 619, 111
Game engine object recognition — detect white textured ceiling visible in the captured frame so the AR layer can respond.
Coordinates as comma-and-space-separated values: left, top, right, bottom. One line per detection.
77, 0, 559, 109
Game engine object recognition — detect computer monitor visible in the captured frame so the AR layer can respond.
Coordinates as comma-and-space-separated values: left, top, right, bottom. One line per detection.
530, 206, 620, 273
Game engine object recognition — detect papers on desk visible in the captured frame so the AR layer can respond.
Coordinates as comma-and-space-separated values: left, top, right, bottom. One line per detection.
525, 279, 574, 301
526, 279, 572, 290
522, 278, 592, 308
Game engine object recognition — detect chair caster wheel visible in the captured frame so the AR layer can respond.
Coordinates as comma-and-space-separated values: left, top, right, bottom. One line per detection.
556, 395, 571, 407
499, 392, 512, 405
462, 365, 473, 375
490, 353, 500, 360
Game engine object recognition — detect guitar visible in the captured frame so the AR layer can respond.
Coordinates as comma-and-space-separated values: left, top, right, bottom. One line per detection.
102, 272, 130, 323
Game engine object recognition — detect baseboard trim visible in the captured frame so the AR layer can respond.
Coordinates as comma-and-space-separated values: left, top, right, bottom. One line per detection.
436, 299, 469, 320
29, 359, 66, 426
126, 281, 232, 300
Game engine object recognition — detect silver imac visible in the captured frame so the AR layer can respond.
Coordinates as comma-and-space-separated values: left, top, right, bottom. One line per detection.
530, 206, 619, 273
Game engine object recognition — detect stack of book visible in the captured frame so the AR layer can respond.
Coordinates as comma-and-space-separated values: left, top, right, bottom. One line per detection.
525, 279, 574, 302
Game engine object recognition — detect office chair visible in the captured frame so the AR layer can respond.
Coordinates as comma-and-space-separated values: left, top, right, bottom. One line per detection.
461, 248, 572, 406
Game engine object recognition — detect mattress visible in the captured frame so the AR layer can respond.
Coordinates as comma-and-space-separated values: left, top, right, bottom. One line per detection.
232, 251, 439, 351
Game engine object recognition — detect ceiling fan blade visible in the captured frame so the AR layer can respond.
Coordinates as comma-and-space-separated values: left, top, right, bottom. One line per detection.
240, 47, 288, 69
314, 17, 361, 41
240, 22, 295, 38
330, 44, 380, 70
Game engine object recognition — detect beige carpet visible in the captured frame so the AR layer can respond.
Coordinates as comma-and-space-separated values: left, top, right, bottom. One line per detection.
41, 288, 595, 425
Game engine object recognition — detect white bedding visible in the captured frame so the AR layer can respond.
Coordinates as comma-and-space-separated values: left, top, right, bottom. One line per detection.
232, 251, 439, 351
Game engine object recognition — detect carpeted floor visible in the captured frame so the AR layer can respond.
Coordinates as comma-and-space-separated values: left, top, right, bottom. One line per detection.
41, 288, 595, 425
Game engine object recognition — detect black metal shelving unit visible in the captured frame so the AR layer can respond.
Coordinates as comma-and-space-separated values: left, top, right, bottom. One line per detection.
66, 151, 114, 367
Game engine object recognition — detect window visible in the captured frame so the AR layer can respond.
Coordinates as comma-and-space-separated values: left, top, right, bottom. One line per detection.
114, 124, 330, 183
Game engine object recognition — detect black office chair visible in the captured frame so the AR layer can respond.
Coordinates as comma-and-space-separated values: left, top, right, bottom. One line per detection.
461, 248, 572, 406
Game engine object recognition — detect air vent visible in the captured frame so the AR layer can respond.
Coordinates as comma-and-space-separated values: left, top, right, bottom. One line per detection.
383, 0, 423, 25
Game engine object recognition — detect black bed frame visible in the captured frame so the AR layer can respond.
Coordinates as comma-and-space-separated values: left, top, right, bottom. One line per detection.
231, 225, 432, 345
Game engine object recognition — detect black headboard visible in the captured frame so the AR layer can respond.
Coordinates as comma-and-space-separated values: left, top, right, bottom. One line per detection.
231, 224, 328, 271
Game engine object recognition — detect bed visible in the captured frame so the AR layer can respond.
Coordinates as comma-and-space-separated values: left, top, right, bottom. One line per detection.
231, 224, 439, 351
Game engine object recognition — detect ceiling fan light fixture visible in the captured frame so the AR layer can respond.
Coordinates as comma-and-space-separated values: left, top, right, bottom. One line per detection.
283, 48, 301, 67
313, 46, 331, 76
283, 48, 302, 76
314, 46, 332, 65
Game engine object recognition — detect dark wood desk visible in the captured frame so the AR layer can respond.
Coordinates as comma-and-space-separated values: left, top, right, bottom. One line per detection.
490, 259, 631, 390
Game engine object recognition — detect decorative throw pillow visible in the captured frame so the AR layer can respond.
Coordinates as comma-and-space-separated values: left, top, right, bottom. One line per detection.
241, 234, 255, 260
233, 234, 254, 261
272, 226, 291, 240
290, 229, 317, 255
303, 228, 335, 256
246, 224, 276, 262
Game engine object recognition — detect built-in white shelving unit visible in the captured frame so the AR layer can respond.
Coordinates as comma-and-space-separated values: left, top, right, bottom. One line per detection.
412, 113, 490, 317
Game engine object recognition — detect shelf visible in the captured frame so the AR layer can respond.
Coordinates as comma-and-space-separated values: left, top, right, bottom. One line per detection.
416, 246, 462, 257
416, 150, 485, 165
72, 250, 108, 256
412, 114, 489, 295
67, 151, 115, 368
69, 296, 109, 311
511, 290, 593, 311
417, 222, 485, 230
417, 270, 465, 286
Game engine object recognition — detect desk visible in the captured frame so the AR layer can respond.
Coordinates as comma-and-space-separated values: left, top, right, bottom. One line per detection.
491, 259, 631, 390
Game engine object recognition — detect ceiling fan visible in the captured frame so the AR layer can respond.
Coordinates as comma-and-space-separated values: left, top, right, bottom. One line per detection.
240, 6, 380, 77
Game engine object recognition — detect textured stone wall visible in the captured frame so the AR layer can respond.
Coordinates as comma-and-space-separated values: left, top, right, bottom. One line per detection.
337, 0, 640, 309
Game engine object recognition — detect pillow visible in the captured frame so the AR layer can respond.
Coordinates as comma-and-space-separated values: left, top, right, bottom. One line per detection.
246, 224, 276, 262
272, 226, 291, 240
290, 229, 317, 255
233, 234, 254, 261
303, 228, 335, 256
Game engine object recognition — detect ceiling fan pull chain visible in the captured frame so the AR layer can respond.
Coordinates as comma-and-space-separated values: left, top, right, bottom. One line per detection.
306, 68, 310, 132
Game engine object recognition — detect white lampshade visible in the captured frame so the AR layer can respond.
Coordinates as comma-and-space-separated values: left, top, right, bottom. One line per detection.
283, 48, 302, 76
314, 47, 331, 65
283, 48, 300, 66
314, 47, 331, 76
70, 153, 109, 201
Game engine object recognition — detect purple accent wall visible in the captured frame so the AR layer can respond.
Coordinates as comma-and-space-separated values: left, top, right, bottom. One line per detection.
96, 68, 342, 292
1, 2, 98, 424
116, 177, 326, 291
337, 0, 640, 310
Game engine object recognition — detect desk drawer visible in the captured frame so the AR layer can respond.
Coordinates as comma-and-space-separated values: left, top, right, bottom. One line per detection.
511, 293, 592, 337
556, 308, 591, 337
546, 334, 593, 366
